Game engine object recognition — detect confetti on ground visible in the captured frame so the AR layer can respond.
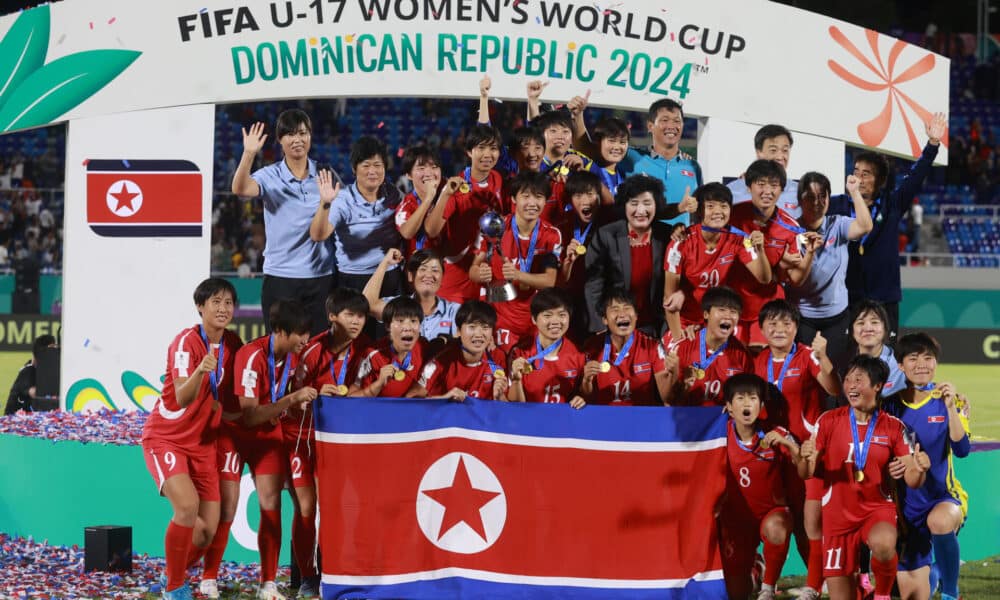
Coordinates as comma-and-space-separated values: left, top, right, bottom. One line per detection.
0, 410, 146, 446
0, 533, 291, 599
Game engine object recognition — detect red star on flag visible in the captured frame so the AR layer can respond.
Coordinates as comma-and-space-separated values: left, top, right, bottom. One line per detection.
110, 182, 140, 212
421, 456, 500, 542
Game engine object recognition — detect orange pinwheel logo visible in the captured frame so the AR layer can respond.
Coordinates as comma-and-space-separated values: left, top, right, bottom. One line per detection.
828, 26, 948, 158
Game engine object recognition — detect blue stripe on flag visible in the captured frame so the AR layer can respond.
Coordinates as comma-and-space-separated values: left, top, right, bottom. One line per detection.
321, 575, 727, 599
313, 396, 727, 443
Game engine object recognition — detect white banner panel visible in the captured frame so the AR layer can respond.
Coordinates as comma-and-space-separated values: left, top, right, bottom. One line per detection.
61, 104, 215, 412
0, 0, 948, 163
697, 118, 846, 192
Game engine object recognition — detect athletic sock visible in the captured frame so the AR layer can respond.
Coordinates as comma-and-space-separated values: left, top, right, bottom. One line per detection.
762, 537, 790, 586
933, 532, 961, 597
186, 539, 209, 569
806, 538, 825, 591
202, 520, 232, 580
259, 508, 282, 583
870, 554, 898, 596
292, 512, 318, 578
164, 521, 194, 591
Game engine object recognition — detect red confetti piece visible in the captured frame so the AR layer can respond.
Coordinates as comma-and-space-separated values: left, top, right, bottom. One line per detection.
377, 121, 384, 128
89, 21, 93, 29
107, 17, 116, 24
81, 159, 89, 166
670, 32, 675, 42
397, 148, 405, 158
705, 57, 709, 65
627, 123, 632, 130
554, 103, 565, 109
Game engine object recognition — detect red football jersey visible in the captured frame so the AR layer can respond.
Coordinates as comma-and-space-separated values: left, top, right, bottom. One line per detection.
665, 225, 758, 324
142, 326, 242, 448
508, 336, 585, 403
581, 331, 667, 406
813, 407, 912, 534
418, 342, 507, 400
501, 174, 565, 222
753, 343, 825, 442
475, 215, 562, 338
394, 190, 436, 258
728, 204, 801, 321
438, 170, 505, 302
356, 337, 429, 398
725, 421, 793, 521
233, 335, 301, 440
673, 332, 753, 406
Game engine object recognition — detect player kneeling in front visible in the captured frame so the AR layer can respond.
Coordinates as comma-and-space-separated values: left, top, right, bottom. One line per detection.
719, 373, 801, 600
885, 333, 971, 600
799, 355, 930, 600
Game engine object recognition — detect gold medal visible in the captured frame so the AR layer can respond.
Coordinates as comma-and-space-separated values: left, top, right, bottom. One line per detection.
695, 368, 706, 380
859, 245, 865, 256
393, 369, 406, 382
854, 469, 865, 483
459, 182, 470, 194
930, 389, 942, 398
493, 369, 506, 380
743, 237, 753, 249
600, 361, 612, 373
575, 244, 587, 256
522, 363, 533, 375
335, 384, 349, 395
556, 165, 570, 176
759, 438, 770, 449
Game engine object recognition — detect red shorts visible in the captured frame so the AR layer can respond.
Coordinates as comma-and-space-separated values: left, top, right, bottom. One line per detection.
822, 506, 897, 577
142, 440, 220, 502
216, 422, 246, 483
720, 506, 790, 577
281, 421, 315, 489
224, 421, 286, 480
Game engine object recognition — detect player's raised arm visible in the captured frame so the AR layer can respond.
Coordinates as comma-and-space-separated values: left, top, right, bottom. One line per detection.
232, 121, 266, 197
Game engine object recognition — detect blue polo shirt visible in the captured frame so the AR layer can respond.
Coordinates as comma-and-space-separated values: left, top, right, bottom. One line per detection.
729, 178, 801, 219
620, 146, 702, 226
878, 344, 907, 397
251, 159, 335, 278
829, 143, 938, 304
381, 294, 459, 339
327, 183, 403, 275
784, 214, 852, 319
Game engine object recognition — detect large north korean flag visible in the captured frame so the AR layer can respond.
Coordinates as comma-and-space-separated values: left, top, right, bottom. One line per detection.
314, 397, 728, 599
86, 159, 201, 237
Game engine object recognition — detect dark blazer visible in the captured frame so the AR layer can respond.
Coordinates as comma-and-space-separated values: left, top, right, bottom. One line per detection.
583, 220, 671, 335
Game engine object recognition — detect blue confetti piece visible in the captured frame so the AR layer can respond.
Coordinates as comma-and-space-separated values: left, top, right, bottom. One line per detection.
535, 16, 541, 23
122, 159, 131, 168
83, 338, 90, 347
199, 7, 208, 13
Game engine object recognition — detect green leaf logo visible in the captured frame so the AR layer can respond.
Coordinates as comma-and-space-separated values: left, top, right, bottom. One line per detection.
0, 6, 142, 133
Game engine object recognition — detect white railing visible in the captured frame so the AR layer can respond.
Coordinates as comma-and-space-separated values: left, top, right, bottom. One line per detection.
900, 252, 1000, 268
937, 204, 1000, 219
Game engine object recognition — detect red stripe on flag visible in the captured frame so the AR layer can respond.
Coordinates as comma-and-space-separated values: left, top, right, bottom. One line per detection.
317, 438, 725, 580
87, 172, 201, 223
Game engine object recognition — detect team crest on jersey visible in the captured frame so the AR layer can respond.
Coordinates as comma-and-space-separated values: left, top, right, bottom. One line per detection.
562, 369, 579, 378
439, 321, 452, 328
633, 362, 651, 374
786, 368, 801, 377
719, 253, 734, 265
872, 435, 889, 445
884, 381, 895, 390
726, 368, 742, 376
826, 237, 836, 248
681, 169, 695, 177
927, 415, 946, 423
766, 240, 784, 248
784, 202, 796, 210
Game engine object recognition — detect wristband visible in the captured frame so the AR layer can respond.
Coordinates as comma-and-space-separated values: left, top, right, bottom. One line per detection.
323, 202, 331, 209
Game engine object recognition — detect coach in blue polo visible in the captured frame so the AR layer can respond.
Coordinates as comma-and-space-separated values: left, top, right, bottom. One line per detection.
572, 97, 700, 225
231, 109, 337, 335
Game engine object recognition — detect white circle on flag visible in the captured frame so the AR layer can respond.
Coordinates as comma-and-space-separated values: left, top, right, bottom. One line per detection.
105, 179, 144, 217
415, 451, 506, 554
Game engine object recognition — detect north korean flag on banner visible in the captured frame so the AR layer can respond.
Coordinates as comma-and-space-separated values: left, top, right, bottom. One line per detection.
86, 159, 201, 237
314, 397, 728, 599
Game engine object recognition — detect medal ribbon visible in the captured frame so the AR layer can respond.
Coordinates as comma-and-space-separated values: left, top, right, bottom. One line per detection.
198, 325, 224, 402
695, 329, 729, 371
511, 217, 541, 273
462, 346, 501, 376
850, 408, 878, 477
267, 335, 292, 403
701, 225, 749, 237
850, 199, 879, 254
526, 336, 562, 370
731, 420, 766, 454
602, 332, 635, 367
574, 217, 593, 245
392, 347, 412, 373
767, 344, 798, 392
329, 346, 352, 388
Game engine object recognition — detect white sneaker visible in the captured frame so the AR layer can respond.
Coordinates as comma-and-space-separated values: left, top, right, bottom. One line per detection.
756, 585, 775, 600
257, 581, 287, 600
798, 587, 820, 600
198, 578, 219, 599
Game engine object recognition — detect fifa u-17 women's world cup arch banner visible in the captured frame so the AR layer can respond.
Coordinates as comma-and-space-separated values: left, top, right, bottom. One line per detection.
0, 0, 947, 163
